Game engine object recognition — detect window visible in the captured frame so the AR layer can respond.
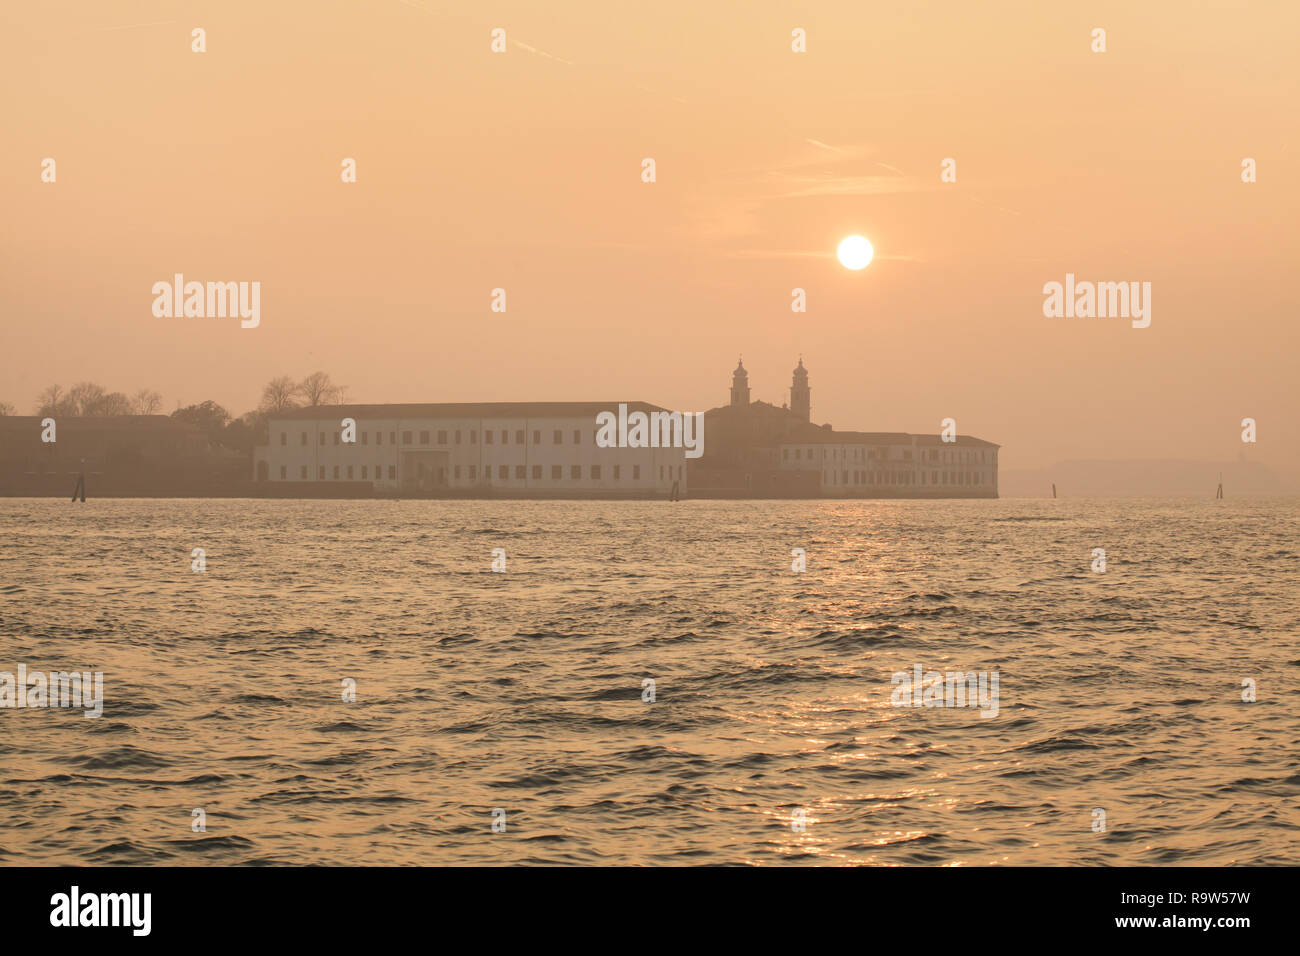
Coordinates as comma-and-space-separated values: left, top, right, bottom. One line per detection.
782, 448, 788, 460
332, 466, 339, 479
469, 465, 477, 479
301, 432, 307, 446
319, 466, 326, 479
500, 430, 508, 444
362, 431, 368, 445
795, 448, 801, 460
333, 432, 340, 445
319, 433, 326, 445
437, 430, 447, 444
387, 465, 396, 480
553, 430, 562, 444
573, 430, 581, 445
531, 465, 541, 479
485, 431, 494, 444
591, 465, 602, 480
633, 465, 640, 480
613, 465, 620, 480
552, 465, 562, 479
362, 466, 368, 479
659, 466, 664, 479
498, 465, 508, 479
516, 430, 525, 445
454, 430, 461, 444
470, 430, 476, 443
419, 430, 430, 444
300, 465, 308, 479
533, 430, 541, 445
279, 465, 287, 479
571, 465, 581, 479
515, 465, 526, 479
347, 466, 353, 479
842, 471, 848, 484
454, 465, 461, 479
377, 431, 383, 445
389, 432, 396, 445
279, 432, 286, 446
402, 431, 412, 445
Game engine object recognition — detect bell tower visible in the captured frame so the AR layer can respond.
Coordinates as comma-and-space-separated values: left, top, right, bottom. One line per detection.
791, 357, 810, 422
730, 358, 750, 407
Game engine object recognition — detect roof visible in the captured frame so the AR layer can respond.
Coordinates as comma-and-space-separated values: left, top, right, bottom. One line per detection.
270, 402, 672, 421
777, 428, 999, 447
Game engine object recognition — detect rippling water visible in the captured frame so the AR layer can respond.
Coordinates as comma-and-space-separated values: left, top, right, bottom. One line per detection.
1, 497, 1298, 865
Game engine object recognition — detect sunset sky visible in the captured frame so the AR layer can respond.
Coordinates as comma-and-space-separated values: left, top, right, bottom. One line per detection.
2, 1, 1297, 476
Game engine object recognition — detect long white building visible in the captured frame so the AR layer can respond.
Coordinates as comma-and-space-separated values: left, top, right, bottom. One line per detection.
253, 402, 687, 497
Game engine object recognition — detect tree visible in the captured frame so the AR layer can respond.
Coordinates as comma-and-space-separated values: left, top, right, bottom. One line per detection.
0, 401, 14, 416
35, 384, 68, 416
172, 401, 231, 445
223, 410, 268, 455
66, 382, 107, 415
298, 371, 342, 407
259, 376, 300, 414
133, 389, 163, 415
90, 392, 133, 416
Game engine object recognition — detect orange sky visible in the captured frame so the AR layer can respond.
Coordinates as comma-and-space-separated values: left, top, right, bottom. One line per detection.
2, 1, 1297, 475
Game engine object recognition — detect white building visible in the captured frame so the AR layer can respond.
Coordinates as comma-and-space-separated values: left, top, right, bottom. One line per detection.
253, 402, 687, 497
774, 429, 999, 497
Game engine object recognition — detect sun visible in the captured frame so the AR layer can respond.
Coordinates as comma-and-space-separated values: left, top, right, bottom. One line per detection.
837, 235, 873, 270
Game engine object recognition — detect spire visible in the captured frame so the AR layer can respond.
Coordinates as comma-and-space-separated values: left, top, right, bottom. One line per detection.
730, 357, 751, 407
791, 356, 810, 422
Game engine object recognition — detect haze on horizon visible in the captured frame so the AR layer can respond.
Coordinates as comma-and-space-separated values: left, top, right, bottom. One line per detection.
1, 0, 1297, 478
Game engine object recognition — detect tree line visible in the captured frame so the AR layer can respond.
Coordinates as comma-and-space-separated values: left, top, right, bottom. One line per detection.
0, 372, 349, 457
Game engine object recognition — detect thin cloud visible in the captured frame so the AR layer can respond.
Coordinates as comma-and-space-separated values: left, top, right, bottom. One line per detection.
772, 174, 927, 199
805, 139, 846, 153
724, 249, 922, 263
967, 195, 1022, 216
90, 20, 176, 32
510, 39, 575, 66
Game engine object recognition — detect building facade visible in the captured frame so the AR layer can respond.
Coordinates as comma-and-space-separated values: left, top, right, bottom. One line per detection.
253, 402, 688, 497
691, 361, 999, 498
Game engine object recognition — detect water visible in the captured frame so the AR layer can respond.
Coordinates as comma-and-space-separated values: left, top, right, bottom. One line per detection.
1, 497, 1297, 865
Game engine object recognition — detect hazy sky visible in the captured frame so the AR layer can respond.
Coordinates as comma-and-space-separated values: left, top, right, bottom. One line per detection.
2, 1, 1297, 474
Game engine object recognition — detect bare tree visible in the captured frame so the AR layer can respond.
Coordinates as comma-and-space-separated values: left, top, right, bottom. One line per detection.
299, 371, 342, 407
259, 376, 301, 414
0, 401, 15, 416
132, 389, 163, 415
92, 392, 134, 416
35, 384, 68, 416
67, 382, 107, 415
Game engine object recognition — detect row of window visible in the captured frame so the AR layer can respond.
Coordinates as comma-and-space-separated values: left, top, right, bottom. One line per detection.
282, 428, 594, 447
818, 469, 989, 486
277, 464, 684, 482
786, 446, 992, 463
